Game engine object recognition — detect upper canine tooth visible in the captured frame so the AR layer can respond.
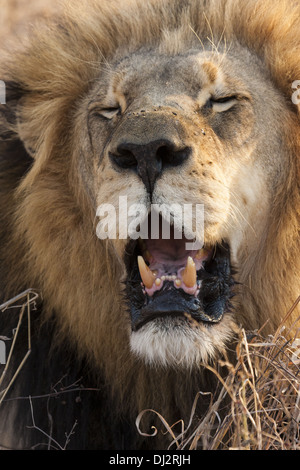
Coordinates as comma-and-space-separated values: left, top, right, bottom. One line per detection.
137, 256, 156, 288
182, 256, 197, 288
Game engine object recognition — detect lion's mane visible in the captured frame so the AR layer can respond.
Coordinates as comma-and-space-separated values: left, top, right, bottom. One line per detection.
0, 0, 299, 450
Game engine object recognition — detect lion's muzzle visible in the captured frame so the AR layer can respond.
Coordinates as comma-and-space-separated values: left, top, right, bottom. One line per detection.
124, 220, 235, 332
108, 107, 191, 194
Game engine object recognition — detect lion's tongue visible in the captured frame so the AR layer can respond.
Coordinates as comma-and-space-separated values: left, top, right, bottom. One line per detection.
147, 238, 194, 269
138, 239, 211, 297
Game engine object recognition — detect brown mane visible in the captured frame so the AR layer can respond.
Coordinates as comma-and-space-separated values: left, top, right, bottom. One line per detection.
0, 0, 299, 449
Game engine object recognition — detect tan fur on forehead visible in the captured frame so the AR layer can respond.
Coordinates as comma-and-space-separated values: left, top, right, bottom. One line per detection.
201, 63, 218, 84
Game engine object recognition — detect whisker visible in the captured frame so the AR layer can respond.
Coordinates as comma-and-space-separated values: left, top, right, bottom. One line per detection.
188, 24, 205, 51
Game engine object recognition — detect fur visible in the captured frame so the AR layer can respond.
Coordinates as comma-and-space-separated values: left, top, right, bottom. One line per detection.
0, 0, 299, 449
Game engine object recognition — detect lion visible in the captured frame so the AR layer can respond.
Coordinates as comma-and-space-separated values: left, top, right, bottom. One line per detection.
0, 0, 299, 450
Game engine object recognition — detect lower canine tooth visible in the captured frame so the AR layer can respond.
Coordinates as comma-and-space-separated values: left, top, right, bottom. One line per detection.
182, 256, 197, 288
137, 256, 156, 289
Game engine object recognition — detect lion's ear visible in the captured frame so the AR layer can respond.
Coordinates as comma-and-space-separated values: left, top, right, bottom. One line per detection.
0, 80, 34, 163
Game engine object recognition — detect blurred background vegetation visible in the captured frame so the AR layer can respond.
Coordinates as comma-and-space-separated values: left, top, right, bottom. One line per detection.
0, 0, 60, 43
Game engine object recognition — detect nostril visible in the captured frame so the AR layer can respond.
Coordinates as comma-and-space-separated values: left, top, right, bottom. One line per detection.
109, 140, 191, 183
156, 145, 172, 162
109, 148, 137, 170
156, 144, 191, 168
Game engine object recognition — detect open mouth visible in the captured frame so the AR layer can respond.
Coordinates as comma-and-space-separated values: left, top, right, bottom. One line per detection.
125, 216, 235, 331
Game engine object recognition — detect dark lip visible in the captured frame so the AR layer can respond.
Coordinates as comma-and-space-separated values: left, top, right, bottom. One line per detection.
125, 241, 235, 332
130, 287, 220, 331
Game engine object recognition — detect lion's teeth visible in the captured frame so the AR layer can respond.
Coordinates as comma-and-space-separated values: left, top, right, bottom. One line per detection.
137, 256, 156, 288
182, 256, 197, 288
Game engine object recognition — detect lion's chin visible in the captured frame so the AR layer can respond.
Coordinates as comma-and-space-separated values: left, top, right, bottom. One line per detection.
130, 314, 236, 367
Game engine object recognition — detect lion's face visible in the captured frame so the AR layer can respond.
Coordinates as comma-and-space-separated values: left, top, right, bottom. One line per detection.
78, 46, 287, 367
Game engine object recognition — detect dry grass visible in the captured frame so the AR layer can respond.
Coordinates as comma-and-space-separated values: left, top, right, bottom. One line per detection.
1, 291, 299, 450
0, 289, 39, 406
137, 301, 300, 450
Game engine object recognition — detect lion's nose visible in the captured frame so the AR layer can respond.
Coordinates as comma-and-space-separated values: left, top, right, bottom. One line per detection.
109, 139, 191, 194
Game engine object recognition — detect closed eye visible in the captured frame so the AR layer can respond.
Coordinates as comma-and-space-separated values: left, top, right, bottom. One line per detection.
210, 95, 239, 112
95, 107, 121, 120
